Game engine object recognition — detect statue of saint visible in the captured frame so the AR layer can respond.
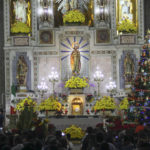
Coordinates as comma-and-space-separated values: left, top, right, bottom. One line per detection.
16, 56, 28, 87
13, 0, 28, 23
70, 0, 78, 10
121, 0, 133, 21
124, 53, 134, 82
70, 42, 81, 75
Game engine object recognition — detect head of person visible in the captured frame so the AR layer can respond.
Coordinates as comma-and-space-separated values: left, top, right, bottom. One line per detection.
73, 42, 79, 50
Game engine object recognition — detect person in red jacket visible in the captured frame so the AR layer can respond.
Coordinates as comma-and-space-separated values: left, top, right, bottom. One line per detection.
135, 122, 145, 133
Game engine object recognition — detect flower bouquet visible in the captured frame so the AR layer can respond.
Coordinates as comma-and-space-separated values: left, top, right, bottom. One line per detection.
94, 96, 117, 111
63, 10, 85, 25
15, 97, 37, 112
119, 97, 129, 110
63, 125, 84, 140
65, 76, 88, 89
38, 96, 61, 112
117, 19, 137, 34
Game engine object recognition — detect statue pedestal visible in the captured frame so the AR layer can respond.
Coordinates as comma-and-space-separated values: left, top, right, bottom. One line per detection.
18, 86, 27, 92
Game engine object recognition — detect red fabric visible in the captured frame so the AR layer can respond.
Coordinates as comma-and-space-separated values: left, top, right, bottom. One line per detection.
135, 125, 144, 133
10, 106, 16, 114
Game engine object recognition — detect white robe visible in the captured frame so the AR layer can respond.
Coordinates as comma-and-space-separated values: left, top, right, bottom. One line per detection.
14, 1, 28, 23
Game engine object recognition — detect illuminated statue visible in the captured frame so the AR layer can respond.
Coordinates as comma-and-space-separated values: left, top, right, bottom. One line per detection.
13, 0, 28, 23
121, 0, 133, 22
124, 53, 134, 82
16, 56, 28, 87
56, 0, 89, 14
70, 0, 78, 10
70, 42, 81, 75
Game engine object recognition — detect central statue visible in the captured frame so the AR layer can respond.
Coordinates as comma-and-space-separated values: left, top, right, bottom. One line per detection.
70, 42, 81, 75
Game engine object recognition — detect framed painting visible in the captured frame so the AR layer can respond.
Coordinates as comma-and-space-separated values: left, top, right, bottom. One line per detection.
39, 30, 53, 44
10, 0, 32, 35
95, 29, 110, 44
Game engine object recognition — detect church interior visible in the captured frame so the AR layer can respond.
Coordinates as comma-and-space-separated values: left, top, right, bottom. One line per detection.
0, 1, 150, 148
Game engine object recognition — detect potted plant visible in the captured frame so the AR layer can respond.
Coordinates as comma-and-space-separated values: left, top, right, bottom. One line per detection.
15, 97, 37, 130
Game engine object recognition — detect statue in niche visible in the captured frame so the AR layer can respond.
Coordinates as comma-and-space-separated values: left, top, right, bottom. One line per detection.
120, 0, 133, 22
70, 0, 78, 10
70, 42, 81, 75
16, 56, 28, 88
13, 0, 28, 23
56, 0, 89, 14
123, 53, 134, 82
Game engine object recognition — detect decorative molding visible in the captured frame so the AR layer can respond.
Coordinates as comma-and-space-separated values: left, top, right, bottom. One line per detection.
5, 51, 10, 94
13, 37, 29, 46
120, 35, 136, 44
95, 29, 110, 44
39, 30, 54, 44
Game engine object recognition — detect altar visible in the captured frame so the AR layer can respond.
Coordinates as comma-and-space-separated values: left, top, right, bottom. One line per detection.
2, 0, 144, 120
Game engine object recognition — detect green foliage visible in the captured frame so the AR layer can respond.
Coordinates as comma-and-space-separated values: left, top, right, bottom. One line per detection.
117, 19, 137, 34
17, 105, 37, 130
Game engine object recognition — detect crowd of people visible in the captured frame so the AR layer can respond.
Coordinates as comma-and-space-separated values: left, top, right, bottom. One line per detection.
0, 117, 150, 150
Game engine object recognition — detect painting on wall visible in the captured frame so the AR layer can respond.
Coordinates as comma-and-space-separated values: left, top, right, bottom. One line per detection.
96, 29, 110, 44
10, 0, 32, 35
39, 30, 53, 44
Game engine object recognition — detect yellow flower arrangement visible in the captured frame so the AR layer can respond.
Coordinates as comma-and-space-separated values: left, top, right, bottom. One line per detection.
63, 125, 84, 139
65, 76, 88, 88
119, 97, 129, 110
63, 10, 85, 24
38, 96, 61, 111
15, 97, 37, 112
94, 96, 117, 110
117, 19, 137, 34
11, 21, 31, 33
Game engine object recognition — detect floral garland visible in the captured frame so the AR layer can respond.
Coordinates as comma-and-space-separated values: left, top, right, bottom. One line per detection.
63, 10, 85, 24
94, 96, 116, 110
38, 96, 61, 111
65, 76, 88, 88
63, 125, 84, 139
15, 97, 37, 112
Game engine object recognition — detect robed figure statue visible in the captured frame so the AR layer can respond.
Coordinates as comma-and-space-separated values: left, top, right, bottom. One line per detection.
13, 0, 28, 23
16, 56, 28, 91
124, 53, 134, 82
70, 42, 81, 75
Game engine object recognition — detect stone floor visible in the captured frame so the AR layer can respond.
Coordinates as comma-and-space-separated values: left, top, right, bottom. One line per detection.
49, 116, 103, 130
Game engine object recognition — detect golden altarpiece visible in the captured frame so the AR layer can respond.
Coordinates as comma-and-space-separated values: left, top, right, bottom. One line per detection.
3, 0, 144, 116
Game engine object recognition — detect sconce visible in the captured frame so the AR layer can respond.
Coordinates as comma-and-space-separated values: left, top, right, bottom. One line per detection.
38, 0, 53, 27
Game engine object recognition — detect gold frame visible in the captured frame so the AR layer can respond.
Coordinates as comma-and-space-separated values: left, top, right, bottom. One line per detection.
116, 0, 138, 29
